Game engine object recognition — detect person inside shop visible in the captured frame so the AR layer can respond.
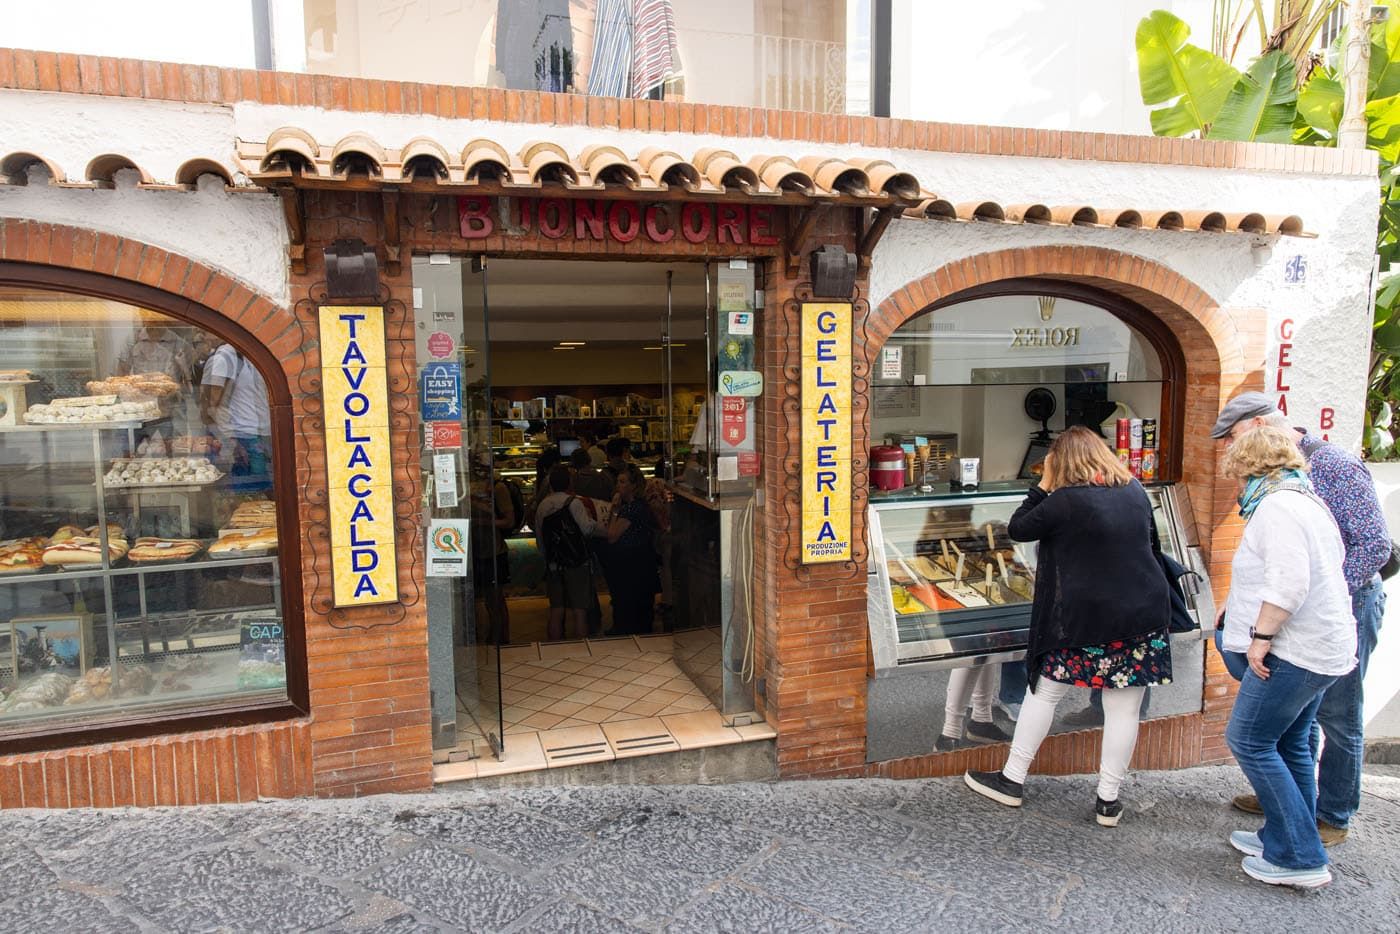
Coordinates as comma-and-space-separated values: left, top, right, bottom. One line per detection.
529, 446, 563, 526
468, 450, 515, 644
118, 320, 194, 384
601, 463, 661, 635
601, 437, 632, 481
1215, 425, 1356, 888
569, 447, 615, 502
199, 339, 272, 493
577, 428, 607, 468
535, 465, 602, 641
964, 426, 1172, 828
120, 319, 196, 433
1210, 392, 1389, 849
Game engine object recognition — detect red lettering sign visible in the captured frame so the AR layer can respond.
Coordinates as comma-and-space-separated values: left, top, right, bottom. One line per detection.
1320, 407, 1335, 431
459, 196, 494, 239
456, 198, 783, 247
429, 421, 462, 450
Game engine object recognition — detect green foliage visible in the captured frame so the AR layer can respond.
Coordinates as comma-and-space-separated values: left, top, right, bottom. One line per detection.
1137, 11, 1241, 135
1207, 52, 1298, 141
1136, 5, 1400, 458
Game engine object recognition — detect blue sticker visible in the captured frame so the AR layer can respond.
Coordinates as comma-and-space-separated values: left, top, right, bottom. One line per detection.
420, 363, 461, 421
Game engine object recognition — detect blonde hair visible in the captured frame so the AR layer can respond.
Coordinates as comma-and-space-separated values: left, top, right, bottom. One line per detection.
1223, 425, 1305, 480
1046, 425, 1133, 488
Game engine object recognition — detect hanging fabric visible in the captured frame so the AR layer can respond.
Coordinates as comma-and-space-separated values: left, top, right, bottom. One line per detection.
588, 0, 634, 98
630, 0, 680, 98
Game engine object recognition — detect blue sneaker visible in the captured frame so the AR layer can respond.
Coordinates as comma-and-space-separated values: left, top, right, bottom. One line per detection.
1240, 855, 1331, 888
1229, 830, 1263, 857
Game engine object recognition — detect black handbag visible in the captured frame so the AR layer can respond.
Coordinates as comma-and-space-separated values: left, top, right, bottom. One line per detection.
1159, 551, 1201, 634
1381, 540, 1400, 582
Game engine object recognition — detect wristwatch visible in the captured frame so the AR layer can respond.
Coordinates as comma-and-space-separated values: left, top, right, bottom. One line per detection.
1249, 627, 1275, 642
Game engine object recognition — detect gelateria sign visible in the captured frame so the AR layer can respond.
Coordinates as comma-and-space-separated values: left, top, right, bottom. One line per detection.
800, 302, 852, 564
459, 197, 782, 246
320, 306, 398, 606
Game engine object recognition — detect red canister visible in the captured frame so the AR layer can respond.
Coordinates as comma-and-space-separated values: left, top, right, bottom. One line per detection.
1116, 418, 1131, 450
871, 445, 907, 492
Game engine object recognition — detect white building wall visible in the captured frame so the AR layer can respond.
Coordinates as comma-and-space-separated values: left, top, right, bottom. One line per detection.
0, 89, 1375, 449
0, 91, 289, 307
890, 0, 1216, 134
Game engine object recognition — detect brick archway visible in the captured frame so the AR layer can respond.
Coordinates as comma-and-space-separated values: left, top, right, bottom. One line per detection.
868, 245, 1256, 538
0, 218, 301, 367
867, 244, 1260, 770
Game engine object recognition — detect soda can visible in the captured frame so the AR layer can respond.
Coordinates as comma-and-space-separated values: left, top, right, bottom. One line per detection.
1117, 447, 1131, 467
1129, 418, 1144, 450
1141, 449, 1158, 482
1143, 418, 1157, 450
1116, 418, 1131, 450
1128, 450, 1143, 478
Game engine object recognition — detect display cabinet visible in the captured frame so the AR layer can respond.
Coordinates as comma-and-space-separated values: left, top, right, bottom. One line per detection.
866, 482, 1213, 672
0, 419, 284, 731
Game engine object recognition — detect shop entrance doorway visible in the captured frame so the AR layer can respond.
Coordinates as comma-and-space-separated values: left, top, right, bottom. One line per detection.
414, 257, 766, 779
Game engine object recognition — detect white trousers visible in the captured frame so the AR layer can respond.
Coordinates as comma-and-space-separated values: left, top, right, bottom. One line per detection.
942, 665, 998, 738
1000, 679, 1146, 801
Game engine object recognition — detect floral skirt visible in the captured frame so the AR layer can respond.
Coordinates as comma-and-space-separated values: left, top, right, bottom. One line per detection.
1038, 628, 1173, 689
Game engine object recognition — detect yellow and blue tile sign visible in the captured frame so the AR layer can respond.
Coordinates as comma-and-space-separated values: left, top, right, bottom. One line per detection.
319, 306, 399, 606
800, 302, 852, 564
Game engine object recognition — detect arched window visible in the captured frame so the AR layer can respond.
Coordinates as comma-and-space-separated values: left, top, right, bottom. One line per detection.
0, 279, 297, 744
872, 286, 1182, 486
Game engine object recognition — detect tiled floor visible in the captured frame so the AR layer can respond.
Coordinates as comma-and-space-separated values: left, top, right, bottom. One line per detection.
435, 635, 775, 783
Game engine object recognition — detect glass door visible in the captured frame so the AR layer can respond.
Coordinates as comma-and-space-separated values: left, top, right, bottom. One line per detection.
415, 254, 504, 759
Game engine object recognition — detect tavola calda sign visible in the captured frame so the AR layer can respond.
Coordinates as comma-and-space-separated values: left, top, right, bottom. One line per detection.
319, 306, 398, 606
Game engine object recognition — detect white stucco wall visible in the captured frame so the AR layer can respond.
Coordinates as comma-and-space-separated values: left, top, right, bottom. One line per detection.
0, 91, 288, 306
0, 89, 1378, 447
871, 154, 1379, 452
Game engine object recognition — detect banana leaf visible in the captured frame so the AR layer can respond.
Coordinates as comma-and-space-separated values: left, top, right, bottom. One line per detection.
1208, 51, 1298, 141
1137, 11, 1240, 136
1297, 71, 1343, 137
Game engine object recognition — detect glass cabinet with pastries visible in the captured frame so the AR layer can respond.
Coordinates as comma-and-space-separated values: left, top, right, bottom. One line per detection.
866, 483, 1213, 671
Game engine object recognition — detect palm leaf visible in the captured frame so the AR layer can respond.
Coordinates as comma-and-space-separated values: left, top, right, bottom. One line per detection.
1137, 11, 1241, 136
1297, 71, 1343, 136
1208, 51, 1299, 141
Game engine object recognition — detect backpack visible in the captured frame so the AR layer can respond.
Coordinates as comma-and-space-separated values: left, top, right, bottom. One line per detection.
541, 496, 591, 568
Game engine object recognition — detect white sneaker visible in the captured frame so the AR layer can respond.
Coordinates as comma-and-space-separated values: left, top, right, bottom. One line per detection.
1229, 830, 1263, 857
1240, 855, 1331, 888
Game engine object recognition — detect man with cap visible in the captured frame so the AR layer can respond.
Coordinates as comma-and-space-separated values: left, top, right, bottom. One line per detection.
1211, 391, 1389, 846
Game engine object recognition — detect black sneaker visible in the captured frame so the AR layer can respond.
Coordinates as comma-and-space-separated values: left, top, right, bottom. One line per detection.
966, 719, 1012, 744
1095, 796, 1123, 827
964, 770, 1023, 807
935, 734, 962, 752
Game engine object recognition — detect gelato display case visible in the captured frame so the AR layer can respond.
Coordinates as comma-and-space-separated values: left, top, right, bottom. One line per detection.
866, 482, 1213, 672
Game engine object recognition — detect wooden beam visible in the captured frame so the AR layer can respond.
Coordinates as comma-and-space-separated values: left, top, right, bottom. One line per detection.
785, 205, 826, 276
381, 191, 402, 276
857, 205, 903, 270
278, 186, 306, 275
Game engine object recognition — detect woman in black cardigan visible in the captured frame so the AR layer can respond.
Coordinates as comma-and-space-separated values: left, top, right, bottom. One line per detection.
965, 426, 1171, 827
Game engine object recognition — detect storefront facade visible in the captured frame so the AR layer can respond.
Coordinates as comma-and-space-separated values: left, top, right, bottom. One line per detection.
0, 49, 1379, 805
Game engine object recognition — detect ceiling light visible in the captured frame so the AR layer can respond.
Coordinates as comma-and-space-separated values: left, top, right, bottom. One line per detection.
551, 346, 576, 351
558, 341, 586, 346
642, 346, 663, 350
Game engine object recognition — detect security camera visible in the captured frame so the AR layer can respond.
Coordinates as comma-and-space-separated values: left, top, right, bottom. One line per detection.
1374, 5, 1391, 23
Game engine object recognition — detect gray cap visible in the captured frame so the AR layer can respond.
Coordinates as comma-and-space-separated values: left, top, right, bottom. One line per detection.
1210, 391, 1279, 439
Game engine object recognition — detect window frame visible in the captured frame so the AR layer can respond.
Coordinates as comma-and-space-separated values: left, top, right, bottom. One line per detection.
0, 261, 308, 755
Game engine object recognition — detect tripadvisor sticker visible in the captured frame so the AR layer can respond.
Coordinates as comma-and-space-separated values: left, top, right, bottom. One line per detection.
719, 370, 763, 397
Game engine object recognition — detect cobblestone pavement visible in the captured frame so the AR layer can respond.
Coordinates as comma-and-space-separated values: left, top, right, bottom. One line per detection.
1, 764, 1397, 932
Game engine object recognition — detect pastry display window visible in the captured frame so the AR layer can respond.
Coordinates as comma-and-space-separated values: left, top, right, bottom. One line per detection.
867, 484, 1213, 670
0, 285, 288, 738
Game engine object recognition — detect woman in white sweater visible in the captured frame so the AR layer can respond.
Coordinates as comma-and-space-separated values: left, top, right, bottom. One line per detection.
1220, 426, 1356, 888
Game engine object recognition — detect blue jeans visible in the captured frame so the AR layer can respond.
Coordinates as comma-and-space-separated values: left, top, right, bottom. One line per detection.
1214, 627, 1248, 681
1226, 655, 1338, 869
1314, 577, 1386, 828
